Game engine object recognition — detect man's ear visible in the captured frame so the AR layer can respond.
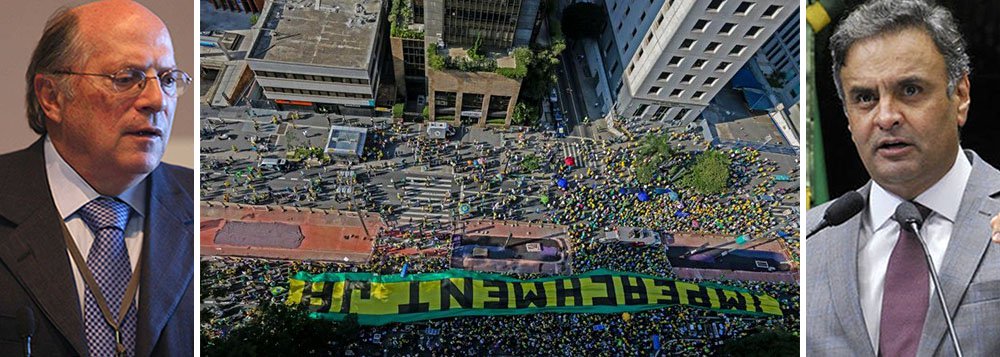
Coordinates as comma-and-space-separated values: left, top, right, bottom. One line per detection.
954, 73, 971, 128
34, 73, 65, 124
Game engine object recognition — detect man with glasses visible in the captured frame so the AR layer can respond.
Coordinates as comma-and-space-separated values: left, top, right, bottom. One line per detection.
0, 0, 192, 355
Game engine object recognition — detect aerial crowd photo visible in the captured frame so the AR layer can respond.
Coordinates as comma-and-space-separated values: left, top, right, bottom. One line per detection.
0, 0, 998, 356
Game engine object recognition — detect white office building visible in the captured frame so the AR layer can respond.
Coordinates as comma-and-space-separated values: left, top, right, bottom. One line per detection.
747, 7, 800, 114
590, 0, 798, 125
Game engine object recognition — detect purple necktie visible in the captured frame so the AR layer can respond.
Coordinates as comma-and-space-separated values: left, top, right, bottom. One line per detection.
79, 197, 137, 357
879, 202, 932, 357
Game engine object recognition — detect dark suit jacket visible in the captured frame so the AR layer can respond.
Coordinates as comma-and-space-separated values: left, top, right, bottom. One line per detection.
0, 139, 194, 356
806, 150, 1000, 356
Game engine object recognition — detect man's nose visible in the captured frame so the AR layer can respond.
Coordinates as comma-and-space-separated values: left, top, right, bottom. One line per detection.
135, 76, 167, 115
873, 95, 902, 130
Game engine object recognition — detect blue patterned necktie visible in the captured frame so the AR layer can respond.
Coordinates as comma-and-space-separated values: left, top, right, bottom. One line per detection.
78, 197, 137, 357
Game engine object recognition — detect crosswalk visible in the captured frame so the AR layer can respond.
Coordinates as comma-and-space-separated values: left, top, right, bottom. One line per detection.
399, 175, 455, 223
561, 142, 595, 168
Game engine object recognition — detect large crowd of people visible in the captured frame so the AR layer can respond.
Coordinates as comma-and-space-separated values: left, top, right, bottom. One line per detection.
201, 116, 800, 355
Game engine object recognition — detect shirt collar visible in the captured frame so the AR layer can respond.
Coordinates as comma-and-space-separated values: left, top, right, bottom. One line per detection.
44, 136, 147, 220
868, 148, 971, 230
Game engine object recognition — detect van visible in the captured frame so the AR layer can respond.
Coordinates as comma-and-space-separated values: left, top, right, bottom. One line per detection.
258, 158, 287, 171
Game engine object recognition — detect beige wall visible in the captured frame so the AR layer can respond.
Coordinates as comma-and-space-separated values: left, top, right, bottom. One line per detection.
427, 68, 521, 126
0, 0, 195, 168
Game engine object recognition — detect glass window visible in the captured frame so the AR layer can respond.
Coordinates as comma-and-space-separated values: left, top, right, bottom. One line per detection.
762, 5, 782, 18
735, 1, 754, 15
693, 19, 710, 32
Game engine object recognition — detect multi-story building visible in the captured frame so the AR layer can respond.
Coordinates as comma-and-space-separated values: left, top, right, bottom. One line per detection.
246, 0, 390, 116
591, 0, 797, 126
389, 0, 541, 126
747, 7, 799, 114
209, 0, 267, 13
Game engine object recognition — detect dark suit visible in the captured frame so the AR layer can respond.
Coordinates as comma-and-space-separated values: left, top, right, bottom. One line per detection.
807, 150, 1000, 356
0, 139, 193, 356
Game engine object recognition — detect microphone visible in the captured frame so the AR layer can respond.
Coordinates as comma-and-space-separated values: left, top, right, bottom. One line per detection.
18, 306, 34, 357
806, 191, 865, 239
894, 201, 963, 357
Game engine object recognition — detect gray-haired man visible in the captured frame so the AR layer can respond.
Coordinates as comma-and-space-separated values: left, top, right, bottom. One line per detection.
0, 1, 193, 355
807, 0, 1000, 356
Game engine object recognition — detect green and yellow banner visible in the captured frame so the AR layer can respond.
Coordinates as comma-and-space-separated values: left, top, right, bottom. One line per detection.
286, 269, 783, 325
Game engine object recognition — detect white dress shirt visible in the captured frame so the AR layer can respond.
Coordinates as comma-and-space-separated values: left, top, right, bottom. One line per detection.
44, 136, 146, 313
858, 148, 972, 352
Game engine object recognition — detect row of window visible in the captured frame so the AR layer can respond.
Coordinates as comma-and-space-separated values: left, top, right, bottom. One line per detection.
635, 104, 691, 122
647, 86, 707, 101
263, 86, 371, 99
626, 56, 731, 80
650, 106, 691, 121
433, 91, 511, 111
256, 71, 370, 85
691, 20, 765, 40
656, 72, 719, 86
707, 1, 784, 20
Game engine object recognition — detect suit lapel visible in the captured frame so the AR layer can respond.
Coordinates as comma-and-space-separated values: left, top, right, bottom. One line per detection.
826, 184, 877, 356
0, 139, 88, 355
135, 165, 193, 357
918, 151, 1000, 356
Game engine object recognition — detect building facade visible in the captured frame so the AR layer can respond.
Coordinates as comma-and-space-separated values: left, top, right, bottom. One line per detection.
389, 0, 541, 126
246, 0, 390, 116
209, 0, 267, 13
426, 0, 540, 126
747, 7, 799, 114
593, 0, 797, 126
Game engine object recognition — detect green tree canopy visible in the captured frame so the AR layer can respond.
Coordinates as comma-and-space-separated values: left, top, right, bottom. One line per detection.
719, 329, 798, 356
680, 150, 731, 194
203, 301, 360, 357
562, 3, 607, 39
633, 133, 674, 184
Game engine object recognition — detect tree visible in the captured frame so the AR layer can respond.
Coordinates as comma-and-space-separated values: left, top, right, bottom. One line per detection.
392, 103, 404, 118
719, 329, 798, 356
511, 102, 539, 126
518, 41, 565, 102
426, 44, 446, 70
633, 133, 674, 184
203, 301, 360, 357
680, 150, 731, 194
520, 154, 541, 172
562, 3, 607, 39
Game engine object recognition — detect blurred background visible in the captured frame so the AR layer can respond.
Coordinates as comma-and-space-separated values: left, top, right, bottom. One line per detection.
0, 0, 194, 168
806, 0, 1000, 206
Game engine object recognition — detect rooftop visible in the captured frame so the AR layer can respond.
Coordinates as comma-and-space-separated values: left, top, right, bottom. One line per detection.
325, 125, 368, 157
250, 0, 382, 69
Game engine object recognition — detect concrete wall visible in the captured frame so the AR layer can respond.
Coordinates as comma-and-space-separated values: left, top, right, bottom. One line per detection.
389, 37, 408, 99
426, 67, 521, 126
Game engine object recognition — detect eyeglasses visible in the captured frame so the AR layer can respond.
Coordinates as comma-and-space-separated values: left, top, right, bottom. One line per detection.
52, 68, 192, 98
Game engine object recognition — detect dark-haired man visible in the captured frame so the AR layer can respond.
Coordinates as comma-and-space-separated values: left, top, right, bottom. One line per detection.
807, 0, 1000, 356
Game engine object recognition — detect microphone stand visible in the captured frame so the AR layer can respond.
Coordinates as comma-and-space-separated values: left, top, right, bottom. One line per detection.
906, 221, 963, 357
